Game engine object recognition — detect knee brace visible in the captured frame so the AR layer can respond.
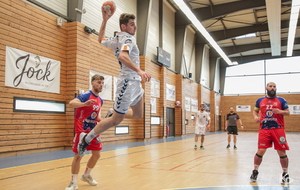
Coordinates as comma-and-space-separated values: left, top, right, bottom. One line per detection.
280, 155, 287, 159
256, 153, 263, 158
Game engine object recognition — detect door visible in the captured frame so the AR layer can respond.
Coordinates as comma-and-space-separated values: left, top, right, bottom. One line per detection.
166, 107, 175, 137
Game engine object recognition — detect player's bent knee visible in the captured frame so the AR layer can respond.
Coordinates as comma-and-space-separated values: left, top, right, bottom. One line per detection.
256, 153, 263, 158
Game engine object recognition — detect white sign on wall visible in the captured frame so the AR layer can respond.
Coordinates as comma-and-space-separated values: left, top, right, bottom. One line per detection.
151, 78, 160, 98
236, 105, 251, 112
185, 97, 190, 111
166, 83, 175, 101
288, 105, 300, 115
5, 46, 61, 93
151, 98, 156, 113
191, 98, 198, 112
89, 70, 112, 101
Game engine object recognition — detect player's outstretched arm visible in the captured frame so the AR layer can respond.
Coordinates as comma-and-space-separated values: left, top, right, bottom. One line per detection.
69, 98, 96, 108
98, 7, 113, 43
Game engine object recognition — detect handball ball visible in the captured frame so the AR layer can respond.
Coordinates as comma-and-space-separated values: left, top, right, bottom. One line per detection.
175, 101, 181, 106
102, 1, 116, 16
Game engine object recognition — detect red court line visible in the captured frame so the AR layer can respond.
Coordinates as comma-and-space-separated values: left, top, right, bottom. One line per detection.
131, 149, 192, 168
131, 140, 224, 169
169, 154, 217, 170
135, 166, 237, 176
185, 156, 226, 171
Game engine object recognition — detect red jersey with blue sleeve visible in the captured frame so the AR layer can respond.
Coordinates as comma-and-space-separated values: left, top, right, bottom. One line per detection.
254, 96, 289, 130
74, 90, 103, 133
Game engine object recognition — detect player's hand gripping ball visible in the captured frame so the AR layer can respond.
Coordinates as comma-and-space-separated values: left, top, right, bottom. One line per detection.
102, 1, 116, 16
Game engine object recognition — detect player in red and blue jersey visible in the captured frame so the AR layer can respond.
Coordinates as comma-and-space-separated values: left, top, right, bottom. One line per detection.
65, 74, 104, 190
250, 82, 290, 184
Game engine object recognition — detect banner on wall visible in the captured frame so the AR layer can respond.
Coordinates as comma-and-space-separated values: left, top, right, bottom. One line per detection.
185, 97, 190, 111
151, 98, 156, 113
5, 46, 61, 93
204, 102, 210, 113
113, 76, 119, 101
191, 98, 198, 112
288, 105, 300, 115
236, 105, 251, 112
151, 78, 160, 98
89, 70, 112, 101
166, 83, 175, 101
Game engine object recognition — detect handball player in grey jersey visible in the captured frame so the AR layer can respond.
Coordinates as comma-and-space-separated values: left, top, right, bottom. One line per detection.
77, 7, 151, 157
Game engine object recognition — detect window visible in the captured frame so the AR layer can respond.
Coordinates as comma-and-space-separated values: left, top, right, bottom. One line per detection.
226, 60, 264, 76
115, 126, 129, 135
224, 76, 265, 95
224, 56, 300, 95
14, 97, 65, 113
151, 116, 160, 125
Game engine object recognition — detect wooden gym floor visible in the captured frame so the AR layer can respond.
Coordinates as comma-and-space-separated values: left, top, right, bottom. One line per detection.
0, 132, 299, 190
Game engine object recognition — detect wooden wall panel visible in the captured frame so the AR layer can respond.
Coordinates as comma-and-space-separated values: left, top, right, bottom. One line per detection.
147, 61, 163, 138
0, 0, 69, 157
221, 94, 300, 132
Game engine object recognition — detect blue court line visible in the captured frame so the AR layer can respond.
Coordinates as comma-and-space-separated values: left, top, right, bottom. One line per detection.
0, 132, 224, 169
170, 185, 298, 190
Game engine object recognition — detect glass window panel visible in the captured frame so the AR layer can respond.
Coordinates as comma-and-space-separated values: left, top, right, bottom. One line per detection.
226, 60, 264, 76
266, 74, 300, 93
224, 76, 265, 95
266, 56, 300, 74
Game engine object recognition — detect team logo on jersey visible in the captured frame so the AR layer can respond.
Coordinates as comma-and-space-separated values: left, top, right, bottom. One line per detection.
279, 136, 286, 144
125, 39, 132, 44
266, 110, 273, 117
91, 111, 97, 119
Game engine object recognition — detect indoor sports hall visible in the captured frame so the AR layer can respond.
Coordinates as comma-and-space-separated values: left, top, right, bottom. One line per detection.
1, 0, 300, 190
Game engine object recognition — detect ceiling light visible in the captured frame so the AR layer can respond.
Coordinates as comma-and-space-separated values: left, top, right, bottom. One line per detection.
232, 61, 238, 65
265, 0, 281, 56
235, 33, 257, 40
287, 0, 300, 56
173, 0, 233, 65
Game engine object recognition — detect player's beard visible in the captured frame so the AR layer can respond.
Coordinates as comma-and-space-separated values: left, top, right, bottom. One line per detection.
230, 111, 234, 113
267, 89, 276, 98
200, 109, 204, 111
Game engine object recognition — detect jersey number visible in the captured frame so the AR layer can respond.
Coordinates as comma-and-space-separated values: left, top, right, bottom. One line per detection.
93, 105, 100, 111
266, 105, 273, 109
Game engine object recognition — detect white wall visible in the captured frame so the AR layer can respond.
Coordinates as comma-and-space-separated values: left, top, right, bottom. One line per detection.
146, 0, 159, 61
163, 0, 175, 71
23, 0, 67, 17
182, 26, 195, 78
214, 58, 220, 92
201, 44, 210, 88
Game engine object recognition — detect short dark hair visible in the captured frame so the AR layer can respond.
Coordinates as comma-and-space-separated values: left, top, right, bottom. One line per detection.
200, 104, 205, 107
119, 13, 135, 30
91, 74, 104, 83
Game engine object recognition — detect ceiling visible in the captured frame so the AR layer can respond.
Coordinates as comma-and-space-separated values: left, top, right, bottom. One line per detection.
168, 0, 300, 66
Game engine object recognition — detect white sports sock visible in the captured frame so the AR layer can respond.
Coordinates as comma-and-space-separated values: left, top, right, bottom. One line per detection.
195, 142, 197, 146
85, 129, 98, 143
84, 167, 93, 177
72, 174, 78, 183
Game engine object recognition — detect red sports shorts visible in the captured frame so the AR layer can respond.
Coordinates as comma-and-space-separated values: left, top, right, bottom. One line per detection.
258, 128, 289, 150
72, 132, 102, 153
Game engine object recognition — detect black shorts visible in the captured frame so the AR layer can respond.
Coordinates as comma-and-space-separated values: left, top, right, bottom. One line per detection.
227, 126, 238, 135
